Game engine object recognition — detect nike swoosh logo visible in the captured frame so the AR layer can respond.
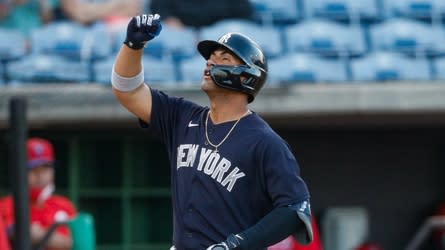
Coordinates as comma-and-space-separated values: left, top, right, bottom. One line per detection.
188, 121, 199, 127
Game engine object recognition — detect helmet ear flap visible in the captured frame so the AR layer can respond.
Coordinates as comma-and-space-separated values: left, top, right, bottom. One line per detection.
209, 65, 259, 94
209, 65, 242, 88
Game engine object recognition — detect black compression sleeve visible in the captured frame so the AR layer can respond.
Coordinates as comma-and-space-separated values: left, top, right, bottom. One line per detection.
236, 206, 304, 250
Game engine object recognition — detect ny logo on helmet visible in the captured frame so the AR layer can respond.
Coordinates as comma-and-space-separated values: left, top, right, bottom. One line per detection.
219, 33, 232, 44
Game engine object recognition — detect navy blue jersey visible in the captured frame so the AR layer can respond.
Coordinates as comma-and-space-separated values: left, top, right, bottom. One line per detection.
147, 89, 310, 250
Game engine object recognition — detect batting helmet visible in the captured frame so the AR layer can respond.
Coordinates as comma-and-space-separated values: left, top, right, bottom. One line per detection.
197, 32, 267, 103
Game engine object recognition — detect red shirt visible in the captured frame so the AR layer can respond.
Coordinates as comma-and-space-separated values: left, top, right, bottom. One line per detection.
0, 195, 76, 243
0, 208, 11, 250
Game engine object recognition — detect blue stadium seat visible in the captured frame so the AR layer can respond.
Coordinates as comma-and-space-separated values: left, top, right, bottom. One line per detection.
350, 51, 431, 81
0, 28, 27, 61
439, 1, 445, 16
268, 53, 348, 84
93, 57, 115, 84
369, 18, 445, 57
115, 28, 159, 57
303, 0, 382, 22
178, 55, 205, 84
382, 0, 445, 20
6, 54, 90, 83
30, 22, 113, 61
250, 0, 301, 25
142, 56, 177, 84
433, 57, 445, 80
284, 19, 367, 57
115, 25, 197, 62
0, 63, 4, 85
93, 56, 176, 85
199, 19, 284, 58
146, 25, 197, 61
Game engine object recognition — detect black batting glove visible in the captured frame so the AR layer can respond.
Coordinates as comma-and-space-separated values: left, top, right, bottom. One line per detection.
206, 234, 244, 250
124, 13, 162, 50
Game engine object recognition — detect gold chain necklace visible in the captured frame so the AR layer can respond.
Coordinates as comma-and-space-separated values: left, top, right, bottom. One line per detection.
205, 109, 251, 153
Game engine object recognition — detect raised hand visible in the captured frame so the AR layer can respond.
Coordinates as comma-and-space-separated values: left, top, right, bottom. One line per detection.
124, 13, 162, 50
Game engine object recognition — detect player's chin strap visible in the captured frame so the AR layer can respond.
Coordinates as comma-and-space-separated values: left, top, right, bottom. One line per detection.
206, 199, 313, 250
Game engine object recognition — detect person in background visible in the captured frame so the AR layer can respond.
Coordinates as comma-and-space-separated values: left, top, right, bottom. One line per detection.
58, 0, 141, 25
0, 0, 58, 36
56, 0, 141, 36
0, 212, 11, 250
0, 137, 77, 250
150, 0, 253, 29
0, 0, 12, 20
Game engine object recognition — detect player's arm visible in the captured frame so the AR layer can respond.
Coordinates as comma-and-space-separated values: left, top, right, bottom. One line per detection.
6, 223, 72, 250
112, 14, 162, 124
207, 200, 313, 250
43, 232, 72, 250
30, 223, 72, 250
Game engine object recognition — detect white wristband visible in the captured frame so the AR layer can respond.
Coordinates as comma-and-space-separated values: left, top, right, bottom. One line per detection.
111, 65, 144, 92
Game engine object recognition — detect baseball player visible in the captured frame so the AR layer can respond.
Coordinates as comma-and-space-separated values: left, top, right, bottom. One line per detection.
0, 138, 77, 250
112, 14, 313, 250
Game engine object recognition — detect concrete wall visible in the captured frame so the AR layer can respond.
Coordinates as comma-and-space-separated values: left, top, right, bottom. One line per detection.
2, 82, 445, 128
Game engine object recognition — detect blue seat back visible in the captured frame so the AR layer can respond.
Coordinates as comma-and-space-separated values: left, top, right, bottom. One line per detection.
250, 0, 301, 25
268, 53, 348, 84
304, 0, 382, 22
93, 57, 115, 84
0, 63, 4, 85
284, 19, 367, 56
94, 55, 176, 84
369, 18, 445, 56
433, 57, 445, 80
0, 29, 27, 61
115, 25, 197, 62
31, 22, 112, 61
6, 54, 90, 83
141, 56, 176, 84
146, 26, 197, 61
350, 51, 431, 81
382, 0, 445, 19
199, 19, 284, 58
178, 55, 206, 84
